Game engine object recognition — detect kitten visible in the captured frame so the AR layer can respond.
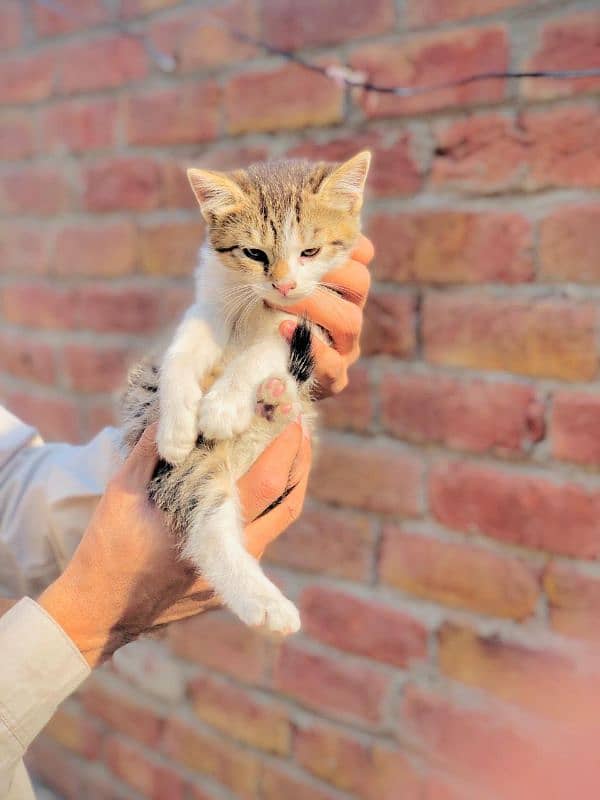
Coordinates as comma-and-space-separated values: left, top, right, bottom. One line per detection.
122, 152, 370, 634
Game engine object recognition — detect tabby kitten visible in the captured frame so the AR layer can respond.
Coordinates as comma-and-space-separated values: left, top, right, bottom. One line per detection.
122, 152, 370, 634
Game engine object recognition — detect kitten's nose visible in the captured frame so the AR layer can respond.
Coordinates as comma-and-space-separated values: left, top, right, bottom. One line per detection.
272, 280, 297, 297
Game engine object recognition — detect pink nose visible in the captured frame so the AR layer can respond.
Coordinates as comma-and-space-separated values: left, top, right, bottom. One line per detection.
273, 280, 296, 297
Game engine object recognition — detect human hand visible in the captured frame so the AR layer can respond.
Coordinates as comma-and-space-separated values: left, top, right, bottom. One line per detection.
38, 420, 311, 668
279, 234, 373, 397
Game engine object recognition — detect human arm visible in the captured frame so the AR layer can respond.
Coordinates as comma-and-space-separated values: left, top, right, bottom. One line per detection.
0, 418, 309, 794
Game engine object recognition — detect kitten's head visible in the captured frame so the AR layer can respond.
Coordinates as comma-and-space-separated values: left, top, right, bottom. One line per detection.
187, 152, 370, 305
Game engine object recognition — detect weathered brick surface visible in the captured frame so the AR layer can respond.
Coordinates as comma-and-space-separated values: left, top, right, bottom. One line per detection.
351, 27, 508, 116
381, 526, 539, 619
4, 2, 600, 799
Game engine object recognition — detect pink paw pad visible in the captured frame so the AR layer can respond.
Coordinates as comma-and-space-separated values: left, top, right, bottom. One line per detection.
256, 377, 296, 423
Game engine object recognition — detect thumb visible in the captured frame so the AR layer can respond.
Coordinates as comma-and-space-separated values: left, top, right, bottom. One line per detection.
120, 423, 160, 489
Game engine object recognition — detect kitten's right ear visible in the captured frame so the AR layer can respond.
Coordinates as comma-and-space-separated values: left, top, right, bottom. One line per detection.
187, 168, 245, 220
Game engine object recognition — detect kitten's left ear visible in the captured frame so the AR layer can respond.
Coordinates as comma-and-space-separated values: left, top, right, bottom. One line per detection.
318, 150, 371, 212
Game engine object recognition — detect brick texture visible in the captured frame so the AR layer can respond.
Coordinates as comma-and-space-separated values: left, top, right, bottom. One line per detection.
3, 2, 600, 799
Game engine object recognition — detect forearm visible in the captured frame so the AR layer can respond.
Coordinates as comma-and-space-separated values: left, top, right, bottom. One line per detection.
0, 598, 90, 794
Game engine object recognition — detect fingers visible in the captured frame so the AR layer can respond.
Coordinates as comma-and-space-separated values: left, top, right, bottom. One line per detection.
322, 258, 371, 309
117, 423, 159, 489
237, 421, 304, 523
310, 337, 349, 396
352, 234, 375, 266
244, 440, 311, 559
280, 294, 361, 356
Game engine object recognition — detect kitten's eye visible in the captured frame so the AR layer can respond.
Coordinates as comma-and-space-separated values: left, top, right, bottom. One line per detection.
243, 248, 268, 265
301, 247, 321, 258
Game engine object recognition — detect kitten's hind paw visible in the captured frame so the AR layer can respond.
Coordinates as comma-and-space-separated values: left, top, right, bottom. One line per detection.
231, 586, 301, 635
256, 377, 299, 423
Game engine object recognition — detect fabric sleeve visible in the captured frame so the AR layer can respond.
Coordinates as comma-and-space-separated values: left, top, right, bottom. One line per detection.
0, 598, 91, 797
0, 405, 123, 597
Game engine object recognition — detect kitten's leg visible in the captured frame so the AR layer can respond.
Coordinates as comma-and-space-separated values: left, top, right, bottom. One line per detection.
158, 306, 221, 464
182, 493, 301, 634
197, 338, 295, 440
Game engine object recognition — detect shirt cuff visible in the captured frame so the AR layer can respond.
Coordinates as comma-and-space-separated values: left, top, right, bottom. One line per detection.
0, 597, 90, 759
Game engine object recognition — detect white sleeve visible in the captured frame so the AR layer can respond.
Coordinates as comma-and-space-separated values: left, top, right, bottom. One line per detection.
0, 406, 123, 597
0, 598, 90, 797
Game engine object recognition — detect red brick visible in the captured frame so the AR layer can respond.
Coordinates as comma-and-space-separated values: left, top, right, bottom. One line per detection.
320, 364, 373, 432
51, 222, 137, 277
539, 204, 600, 283
84, 771, 138, 800
381, 526, 539, 619
83, 678, 163, 747
430, 460, 600, 558
42, 98, 117, 154
162, 716, 260, 797
368, 211, 533, 284
261, 764, 339, 800
0, 112, 35, 160
162, 285, 194, 320
423, 293, 597, 381
43, 705, 102, 759
552, 391, 600, 467
0, 2, 22, 50
432, 106, 600, 193
127, 83, 220, 146
294, 723, 371, 795
301, 586, 427, 667
544, 562, 600, 642
33, 0, 108, 37
119, 0, 181, 17
106, 736, 185, 800
27, 738, 82, 799
138, 221, 203, 276
0, 334, 56, 386
161, 161, 198, 210
309, 434, 423, 516
275, 641, 390, 725
289, 129, 422, 197
76, 286, 162, 334
351, 27, 507, 117
263, 0, 395, 49
202, 145, 273, 172
437, 623, 580, 720
226, 63, 344, 135
172, 1, 259, 73
362, 290, 416, 358
265, 504, 376, 581
522, 12, 600, 100
84, 156, 162, 212
0, 51, 56, 104
168, 609, 275, 685
64, 344, 132, 393
1, 284, 77, 330
406, 0, 533, 24
189, 674, 290, 755
402, 685, 534, 788
0, 166, 69, 216
6, 391, 82, 442
381, 372, 545, 456
0, 224, 48, 274
86, 400, 118, 437
295, 725, 421, 800
59, 34, 148, 94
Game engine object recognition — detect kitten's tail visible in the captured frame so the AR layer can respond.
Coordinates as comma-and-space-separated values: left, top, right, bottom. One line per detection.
288, 317, 314, 384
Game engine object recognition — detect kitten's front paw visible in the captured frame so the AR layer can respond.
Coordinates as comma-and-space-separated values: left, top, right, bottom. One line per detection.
197, 389, 254, 441
157, 414, 197, 465
231, 585, 301, 635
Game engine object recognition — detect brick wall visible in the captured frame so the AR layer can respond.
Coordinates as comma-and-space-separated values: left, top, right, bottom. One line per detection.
1, 0, 600, 797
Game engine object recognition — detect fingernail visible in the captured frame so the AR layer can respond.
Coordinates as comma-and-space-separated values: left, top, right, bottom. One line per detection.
280, 321, 296, 340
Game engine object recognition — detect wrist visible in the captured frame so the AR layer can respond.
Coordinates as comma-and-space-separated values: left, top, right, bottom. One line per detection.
37, 573, 119, 668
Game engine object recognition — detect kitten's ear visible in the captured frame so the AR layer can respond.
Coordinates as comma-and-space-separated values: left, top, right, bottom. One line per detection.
318, 150, 371, 212
187, 168, 245, 220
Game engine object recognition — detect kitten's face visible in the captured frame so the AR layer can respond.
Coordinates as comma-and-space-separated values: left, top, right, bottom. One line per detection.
188, 153, 370, 306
